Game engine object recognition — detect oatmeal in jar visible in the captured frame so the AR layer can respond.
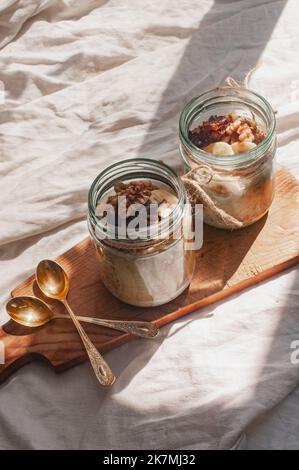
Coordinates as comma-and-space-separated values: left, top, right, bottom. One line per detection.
88, 159, 196, 307
179, 87, 276, 229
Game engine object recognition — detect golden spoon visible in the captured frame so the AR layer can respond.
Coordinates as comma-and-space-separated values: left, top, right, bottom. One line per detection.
6, 296, 159, 338
36, 259, 115, 386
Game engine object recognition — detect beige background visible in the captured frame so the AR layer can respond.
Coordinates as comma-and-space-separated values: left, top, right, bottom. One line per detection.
0, 0, 299, 449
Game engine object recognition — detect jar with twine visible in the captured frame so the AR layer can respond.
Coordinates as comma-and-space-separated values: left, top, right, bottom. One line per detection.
179, 76, 277, 230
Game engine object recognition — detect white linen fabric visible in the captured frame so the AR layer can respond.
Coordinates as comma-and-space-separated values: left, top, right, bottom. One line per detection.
1, 0, 299, 450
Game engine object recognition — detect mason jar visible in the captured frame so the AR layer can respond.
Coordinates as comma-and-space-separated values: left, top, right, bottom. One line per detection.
87, 158, 196, 307
179, 87, 277, 229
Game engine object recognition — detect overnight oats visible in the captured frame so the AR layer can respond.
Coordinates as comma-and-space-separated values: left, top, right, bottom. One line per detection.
88, 159, 196, 307
179, 87, 277, 229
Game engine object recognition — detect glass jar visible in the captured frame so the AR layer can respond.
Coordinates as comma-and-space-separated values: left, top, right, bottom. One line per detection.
179, 87, 277, 229
87, 158, 196, 307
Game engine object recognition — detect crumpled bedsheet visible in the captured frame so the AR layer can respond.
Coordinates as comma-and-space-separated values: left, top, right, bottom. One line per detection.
1, 0, 299, 450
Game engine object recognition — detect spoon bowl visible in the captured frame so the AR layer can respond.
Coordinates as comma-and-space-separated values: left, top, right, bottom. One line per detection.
36, 259, 69, 300
6, 296, 54, 327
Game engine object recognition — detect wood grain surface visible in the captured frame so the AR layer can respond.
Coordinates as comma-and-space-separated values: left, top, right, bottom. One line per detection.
1, 168, 299, 383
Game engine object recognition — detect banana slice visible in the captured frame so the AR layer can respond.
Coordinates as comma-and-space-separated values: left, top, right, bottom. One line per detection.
203, 142, 234, 156
150, 188, 178, 206
150, 188, 178, 219
158, 202, 173, 219
231, 141, 256, 154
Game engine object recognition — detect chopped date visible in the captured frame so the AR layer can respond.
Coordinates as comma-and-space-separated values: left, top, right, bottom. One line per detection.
188, 115, 233, 148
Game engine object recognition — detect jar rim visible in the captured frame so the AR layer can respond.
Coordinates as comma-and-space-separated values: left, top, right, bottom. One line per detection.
179, 86, 276, 167
88, 157, 187, 243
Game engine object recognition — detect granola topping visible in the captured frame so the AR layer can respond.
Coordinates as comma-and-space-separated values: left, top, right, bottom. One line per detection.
188, 113, 266, 156
96, 179, 178, 226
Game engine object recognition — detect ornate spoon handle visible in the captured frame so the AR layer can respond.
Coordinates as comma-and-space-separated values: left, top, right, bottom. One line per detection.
62, 301, 115, 386
75, 316, 159, 339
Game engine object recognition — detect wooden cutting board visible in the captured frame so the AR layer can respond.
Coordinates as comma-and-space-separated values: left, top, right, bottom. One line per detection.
1, 167, 299, 383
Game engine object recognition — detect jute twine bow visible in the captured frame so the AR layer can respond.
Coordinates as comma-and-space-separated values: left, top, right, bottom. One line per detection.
181, 67, 259, 230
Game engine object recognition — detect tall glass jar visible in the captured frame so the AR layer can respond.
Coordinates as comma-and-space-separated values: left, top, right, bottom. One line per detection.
179, 87, 277, 229
88, 158, 196, 307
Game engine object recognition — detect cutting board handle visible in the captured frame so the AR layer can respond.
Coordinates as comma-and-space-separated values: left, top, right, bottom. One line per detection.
0, 322, 41, 383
